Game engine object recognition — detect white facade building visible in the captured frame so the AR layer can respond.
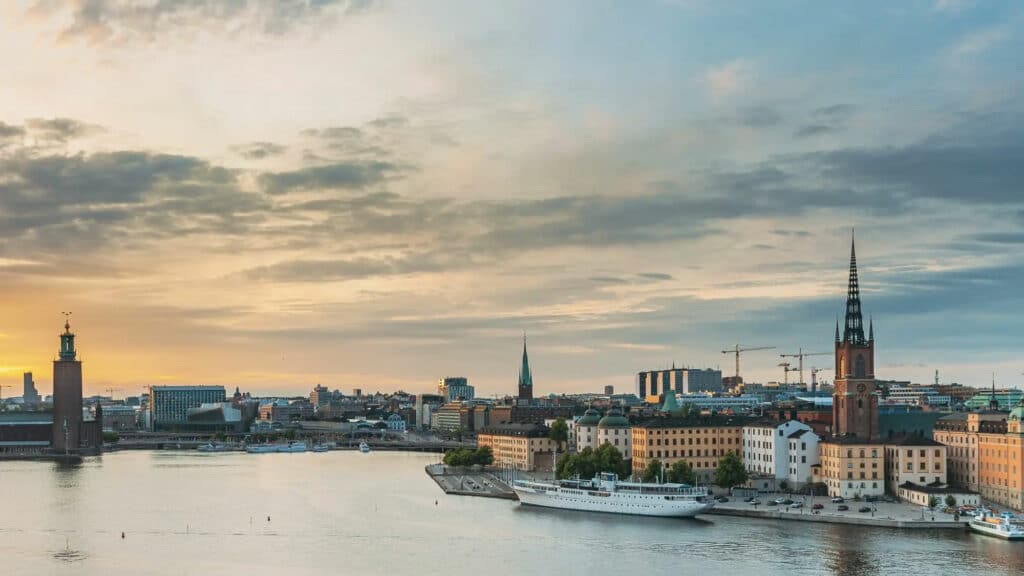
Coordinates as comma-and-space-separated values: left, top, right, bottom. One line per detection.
742, 420, 813, 481
785, 428, 820, 489
596, 408, 632, 459
575, 408, 602, 453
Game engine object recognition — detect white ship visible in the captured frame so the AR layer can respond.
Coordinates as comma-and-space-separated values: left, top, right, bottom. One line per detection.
513, 472, 715, 518
969, 510, 1024, 540
359, 441, 371, 453
245, 443, 279, 454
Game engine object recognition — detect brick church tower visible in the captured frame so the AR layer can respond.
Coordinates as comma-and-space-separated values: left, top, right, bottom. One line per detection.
832, 235, 879, 440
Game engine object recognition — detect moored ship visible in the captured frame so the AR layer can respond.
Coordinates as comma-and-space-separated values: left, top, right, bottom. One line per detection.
969, 510, 1024, 540
513, 472, 714, 518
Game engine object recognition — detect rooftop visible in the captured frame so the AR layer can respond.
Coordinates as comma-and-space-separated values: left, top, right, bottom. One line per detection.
635, 415, 748, 429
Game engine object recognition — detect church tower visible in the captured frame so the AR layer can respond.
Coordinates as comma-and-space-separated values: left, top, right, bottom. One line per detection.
832, 235, 879, 439
51, 316, 84, 454
518, 336, 534, 401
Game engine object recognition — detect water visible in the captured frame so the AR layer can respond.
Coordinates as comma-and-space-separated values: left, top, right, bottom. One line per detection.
1, 451, 1020, 576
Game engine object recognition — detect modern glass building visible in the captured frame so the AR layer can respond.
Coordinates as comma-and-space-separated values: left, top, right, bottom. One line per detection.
150, 386, 226, 431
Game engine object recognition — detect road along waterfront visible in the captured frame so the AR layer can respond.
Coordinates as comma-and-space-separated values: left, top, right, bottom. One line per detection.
2, 451, 1021, 576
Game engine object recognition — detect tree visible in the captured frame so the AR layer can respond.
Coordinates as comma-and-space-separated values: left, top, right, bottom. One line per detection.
595, 443, 630, 478
474, 445, 494, 466
102, 431, 120, 444
549, 418, 569, 451
714, 451, 748, 488
667, 460, 696, 485
642, 459, 663, 483
928, 496, 938, 509
945, 494, 957, 508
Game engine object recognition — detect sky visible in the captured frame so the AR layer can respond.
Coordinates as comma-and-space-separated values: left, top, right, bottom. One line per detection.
1, 0, 1023, 398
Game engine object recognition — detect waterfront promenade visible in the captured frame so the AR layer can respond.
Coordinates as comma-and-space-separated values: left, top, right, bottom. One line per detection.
711, 494, 964, 529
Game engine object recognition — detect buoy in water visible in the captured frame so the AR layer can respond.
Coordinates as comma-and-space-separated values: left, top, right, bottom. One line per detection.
121, 532, 125, 539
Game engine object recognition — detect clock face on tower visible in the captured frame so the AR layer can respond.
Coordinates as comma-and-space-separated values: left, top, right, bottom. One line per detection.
857, 382, 867, 393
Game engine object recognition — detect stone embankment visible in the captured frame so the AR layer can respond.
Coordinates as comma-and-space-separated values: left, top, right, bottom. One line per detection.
711, 496, 965, 529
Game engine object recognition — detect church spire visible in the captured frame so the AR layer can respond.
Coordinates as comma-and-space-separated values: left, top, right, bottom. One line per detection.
843, 231, 866, 345
869, 315, 874, 341
835, 318, 840, 342
516, 334, 532, 387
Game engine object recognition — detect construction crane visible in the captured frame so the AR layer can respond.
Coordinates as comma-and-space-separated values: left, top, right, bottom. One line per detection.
105, 387, 122, 401
777, 362, 799, 385
721, 345, 775, 383
780, 348, 830, 387
810, 367, 832, 394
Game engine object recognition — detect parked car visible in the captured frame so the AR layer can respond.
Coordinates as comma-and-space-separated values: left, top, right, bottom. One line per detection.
782, 499, 794, 505
790, 502, 803, 509
882, 496, 895, 503
767, 500, 778, 506
858, 506, 872, 513
773, 498, 786, 504
812, 503, 824, 510
830, 497, 844, 503
716, 497, 730, 503
837, 505, 849, 511
749, 499, 762, 505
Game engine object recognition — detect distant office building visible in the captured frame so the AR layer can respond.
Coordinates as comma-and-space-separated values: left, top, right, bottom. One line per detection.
187, 402, 244, 432
677, 394, 760, 413
258, 399, 313, 423
603, 385, 614, 396
310, 384, 332, 406
101, 405, 138, 431
415, 393, 445, 430
438, 377, 475, 402
22, 372, 40, 407
518, 338, 534, 400
150, 386, 226, 431
636, 367, 722, 398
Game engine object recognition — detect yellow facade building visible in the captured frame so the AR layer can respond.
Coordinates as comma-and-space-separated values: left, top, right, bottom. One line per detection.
631, 416, 744, 484
477, 423, 557, 472
818, 438, 885, 498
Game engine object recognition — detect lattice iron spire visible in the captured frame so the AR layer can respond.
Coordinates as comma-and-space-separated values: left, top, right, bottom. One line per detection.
843, 231, 866, 345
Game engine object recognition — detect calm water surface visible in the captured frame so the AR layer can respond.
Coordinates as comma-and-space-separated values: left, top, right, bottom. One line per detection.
1, 451, 1021, 576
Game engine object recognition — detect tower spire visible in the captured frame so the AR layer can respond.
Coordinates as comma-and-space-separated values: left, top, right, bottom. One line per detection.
843, 230, 866, 345
869, 315, 874, 341
835, 317, 840, 342
518, 334, 533, 399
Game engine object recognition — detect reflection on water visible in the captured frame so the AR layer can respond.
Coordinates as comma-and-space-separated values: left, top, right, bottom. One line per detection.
0, 451, 1021, 576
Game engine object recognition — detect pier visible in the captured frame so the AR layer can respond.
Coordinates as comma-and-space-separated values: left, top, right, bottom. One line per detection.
425, 464, 518, 500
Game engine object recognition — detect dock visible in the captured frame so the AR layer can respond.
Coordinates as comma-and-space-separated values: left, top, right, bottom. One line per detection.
710, 497, 966, 529
425, 464, 518, 500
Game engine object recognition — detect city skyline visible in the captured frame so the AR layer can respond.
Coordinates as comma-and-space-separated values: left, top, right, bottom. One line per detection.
2, 1, 1024, 396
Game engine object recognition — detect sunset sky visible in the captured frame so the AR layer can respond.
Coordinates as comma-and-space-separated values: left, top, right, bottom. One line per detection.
1, 0, 1022, 398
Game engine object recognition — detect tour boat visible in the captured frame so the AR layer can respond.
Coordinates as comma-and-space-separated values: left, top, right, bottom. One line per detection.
245, 444, 279, 454
969, 510, 1024, 540
312, 444, 330, 453
513, 472, 715, 518
359, 441, 371, 453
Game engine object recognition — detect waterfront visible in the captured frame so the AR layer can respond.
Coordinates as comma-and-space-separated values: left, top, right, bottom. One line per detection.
1, 451, 1021, 576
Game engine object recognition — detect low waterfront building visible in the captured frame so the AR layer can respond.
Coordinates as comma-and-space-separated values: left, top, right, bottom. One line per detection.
257, 399, 313, 424
431, 401, 476, 432
631, 416, 745, 484
883, 436, 947, 495
896, 483, 980, 508
977, 401, 1024, 511
477, 423, 556, 471
817, 437, 885, 498
100, 405, 139, 431
186, 402, 244, 432
386, 413, 407, 432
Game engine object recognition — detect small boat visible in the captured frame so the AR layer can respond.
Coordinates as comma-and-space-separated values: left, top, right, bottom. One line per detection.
312, 445, 330, 453
196, 442, 231, 453
277, 441, 307, 453
359, 441, 371, 453
969, 509, 1024, 540
245, 444, 279, 454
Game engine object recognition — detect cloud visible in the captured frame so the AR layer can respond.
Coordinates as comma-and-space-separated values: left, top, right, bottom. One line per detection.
258, 160, 402, 194
933, 0, 975, 14
736, 105, 782, 128
233, 141, 288, 160
637, 273, 673, 281
24, 117, 103, 143
0, 122, 25, 140
794, 124, 834, 138
704, 60, 751, 100
32, 0, 377, 44
949, 25, 1011, 59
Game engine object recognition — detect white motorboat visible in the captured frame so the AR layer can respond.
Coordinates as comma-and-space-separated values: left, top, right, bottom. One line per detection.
969, 510, 1024, 540
245, 444, 279, 454
359, 442, 371, 453
312, 444, 330, 453
277, 441, 307, 453
513, 472, 715, 518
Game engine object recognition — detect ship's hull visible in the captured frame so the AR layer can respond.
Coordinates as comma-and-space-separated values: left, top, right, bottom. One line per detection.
514, 486, 714, 518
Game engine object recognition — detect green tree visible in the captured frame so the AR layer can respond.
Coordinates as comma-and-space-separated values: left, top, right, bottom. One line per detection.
945, 494, 957, 508
666, 460, 696, 484
714, 451, 748, 488
474, 446, 494, 466
549, 418, 569, 451
102, 431, 120, 444
595, 443, 629, 478
642, 459, 663, 483
928, 496, 938, 509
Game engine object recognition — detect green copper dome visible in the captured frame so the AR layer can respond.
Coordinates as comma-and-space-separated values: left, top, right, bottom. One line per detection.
598, 407, 629, 428
578, 408, 602, 426
1009, 399, 1024, 421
